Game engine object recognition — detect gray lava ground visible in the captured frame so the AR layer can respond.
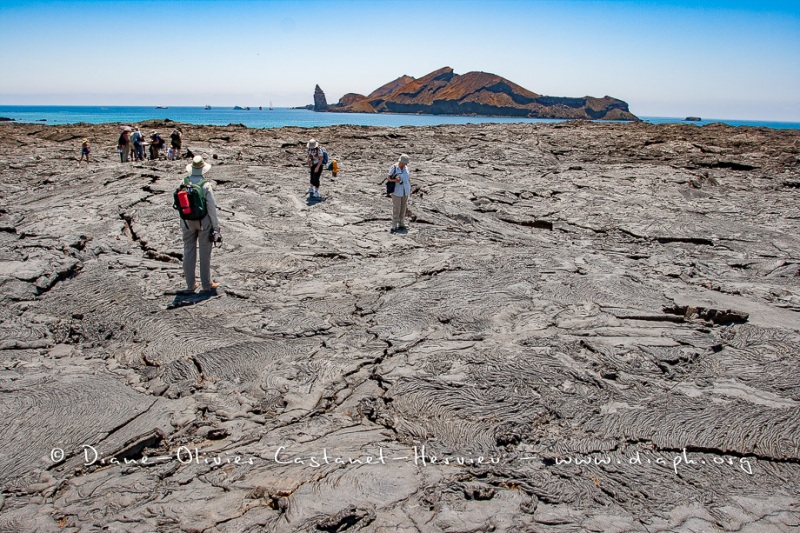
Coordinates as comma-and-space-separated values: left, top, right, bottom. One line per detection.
0, 120, 799, 532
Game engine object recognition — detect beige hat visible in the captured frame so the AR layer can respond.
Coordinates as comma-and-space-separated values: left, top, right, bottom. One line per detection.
307, 138, 318, 149
186, 155, 211, 176
398, 154, 410, 165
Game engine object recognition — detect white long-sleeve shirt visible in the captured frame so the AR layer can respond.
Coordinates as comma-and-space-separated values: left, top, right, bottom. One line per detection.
390, 164, 411, 197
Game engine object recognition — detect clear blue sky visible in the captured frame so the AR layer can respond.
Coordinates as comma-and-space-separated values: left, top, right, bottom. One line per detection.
1, 0, 798, 120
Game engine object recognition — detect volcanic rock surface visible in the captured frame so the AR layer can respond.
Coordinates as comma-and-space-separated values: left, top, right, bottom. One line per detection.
0, 119, 799, 531
327, 67, 638, 120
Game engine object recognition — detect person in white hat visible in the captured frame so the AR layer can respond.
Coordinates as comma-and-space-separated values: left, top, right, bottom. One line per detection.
178, 155, 221, 292
79, 138, 91, 164
387, 154, 411, 233
149, 131, 165, 160
306, 138, 324, 198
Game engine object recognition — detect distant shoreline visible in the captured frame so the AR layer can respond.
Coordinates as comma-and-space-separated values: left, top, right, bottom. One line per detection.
0, 106, 798, 130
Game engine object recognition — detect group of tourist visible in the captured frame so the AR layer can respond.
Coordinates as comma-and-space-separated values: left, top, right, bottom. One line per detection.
113, 127, 183, 162
80, 128, 412, 293
78, 127, 183, 164
177, 138, 412, 295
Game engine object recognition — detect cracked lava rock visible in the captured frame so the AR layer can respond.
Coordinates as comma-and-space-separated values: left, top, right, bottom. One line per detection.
0, 119, 799, 532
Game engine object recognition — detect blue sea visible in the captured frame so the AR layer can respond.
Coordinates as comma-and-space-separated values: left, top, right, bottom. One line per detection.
1, 106, 798, 130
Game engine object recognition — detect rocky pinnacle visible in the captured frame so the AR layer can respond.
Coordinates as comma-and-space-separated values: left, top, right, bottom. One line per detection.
314, 84, 328, 112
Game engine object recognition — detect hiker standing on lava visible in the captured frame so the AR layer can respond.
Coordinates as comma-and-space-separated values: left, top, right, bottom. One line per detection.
387, 154, 411, 233
175, 155, 221, 293
306, 138, 324, 198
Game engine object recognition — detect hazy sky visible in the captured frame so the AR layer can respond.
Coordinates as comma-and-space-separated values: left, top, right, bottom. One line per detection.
1, 0, 798, 120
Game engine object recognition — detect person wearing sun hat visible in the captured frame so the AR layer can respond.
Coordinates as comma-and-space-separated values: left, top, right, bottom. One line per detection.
178, 155, 221, 293
79, 138, 91, 164
306, 138, 324, 198
387, 154, 411, 233
149, 130, 165, 160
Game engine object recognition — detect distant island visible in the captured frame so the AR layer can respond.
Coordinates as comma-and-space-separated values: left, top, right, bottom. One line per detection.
312, 67, 638, 121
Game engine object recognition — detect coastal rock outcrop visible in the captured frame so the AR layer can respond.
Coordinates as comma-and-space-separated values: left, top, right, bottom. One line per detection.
0, 119, 798, 531
313, 84, 328, 112
326, 66, 638, 120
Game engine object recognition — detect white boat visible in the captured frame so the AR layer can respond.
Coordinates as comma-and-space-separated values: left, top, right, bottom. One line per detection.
204, 105, 211, 110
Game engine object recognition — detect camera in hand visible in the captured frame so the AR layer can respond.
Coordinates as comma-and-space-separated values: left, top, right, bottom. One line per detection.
209, 229, 222, 244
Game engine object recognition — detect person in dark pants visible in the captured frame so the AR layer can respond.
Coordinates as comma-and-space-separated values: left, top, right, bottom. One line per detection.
149, 131, 165, 160
79, 138, 91, 164
170, 128, 182, 160
131, 127, 145, 161
306, 138, 324, 198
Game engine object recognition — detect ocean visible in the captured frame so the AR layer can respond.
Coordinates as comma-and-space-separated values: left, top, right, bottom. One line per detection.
1, 106, 798, 130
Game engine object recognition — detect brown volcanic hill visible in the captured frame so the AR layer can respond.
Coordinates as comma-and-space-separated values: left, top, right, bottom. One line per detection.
328, 67, 637, 120
367, 75, 415, 99
337, 93, 368, 107
435, 71, 539, 104
376, 67, 455, 107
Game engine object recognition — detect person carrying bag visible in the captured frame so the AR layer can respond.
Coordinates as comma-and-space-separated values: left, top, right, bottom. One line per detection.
387, 154, 411, 233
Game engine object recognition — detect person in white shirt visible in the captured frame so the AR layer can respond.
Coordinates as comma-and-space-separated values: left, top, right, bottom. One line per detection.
306, 138, 324, 198
387, 154, 411, 233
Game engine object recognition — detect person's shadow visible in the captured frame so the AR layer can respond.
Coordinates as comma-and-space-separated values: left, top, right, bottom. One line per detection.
306, 194, 326, 207
167, 287, 219, 309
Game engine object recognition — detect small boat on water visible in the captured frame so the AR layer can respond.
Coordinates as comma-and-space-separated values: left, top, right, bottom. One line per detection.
269, 100, 273, 110
233, 106, 244, 110
259, 106, 263, 110
684, 116, 702, 122
204, 105, 211, 110
156, 106, 168, 109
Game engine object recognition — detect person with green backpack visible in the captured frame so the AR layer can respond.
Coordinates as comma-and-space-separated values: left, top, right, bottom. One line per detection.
173, 155, 221, 293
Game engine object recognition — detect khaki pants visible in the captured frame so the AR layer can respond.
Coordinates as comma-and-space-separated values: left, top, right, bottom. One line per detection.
181, 219, 213, 290
392, 195, 408, 228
